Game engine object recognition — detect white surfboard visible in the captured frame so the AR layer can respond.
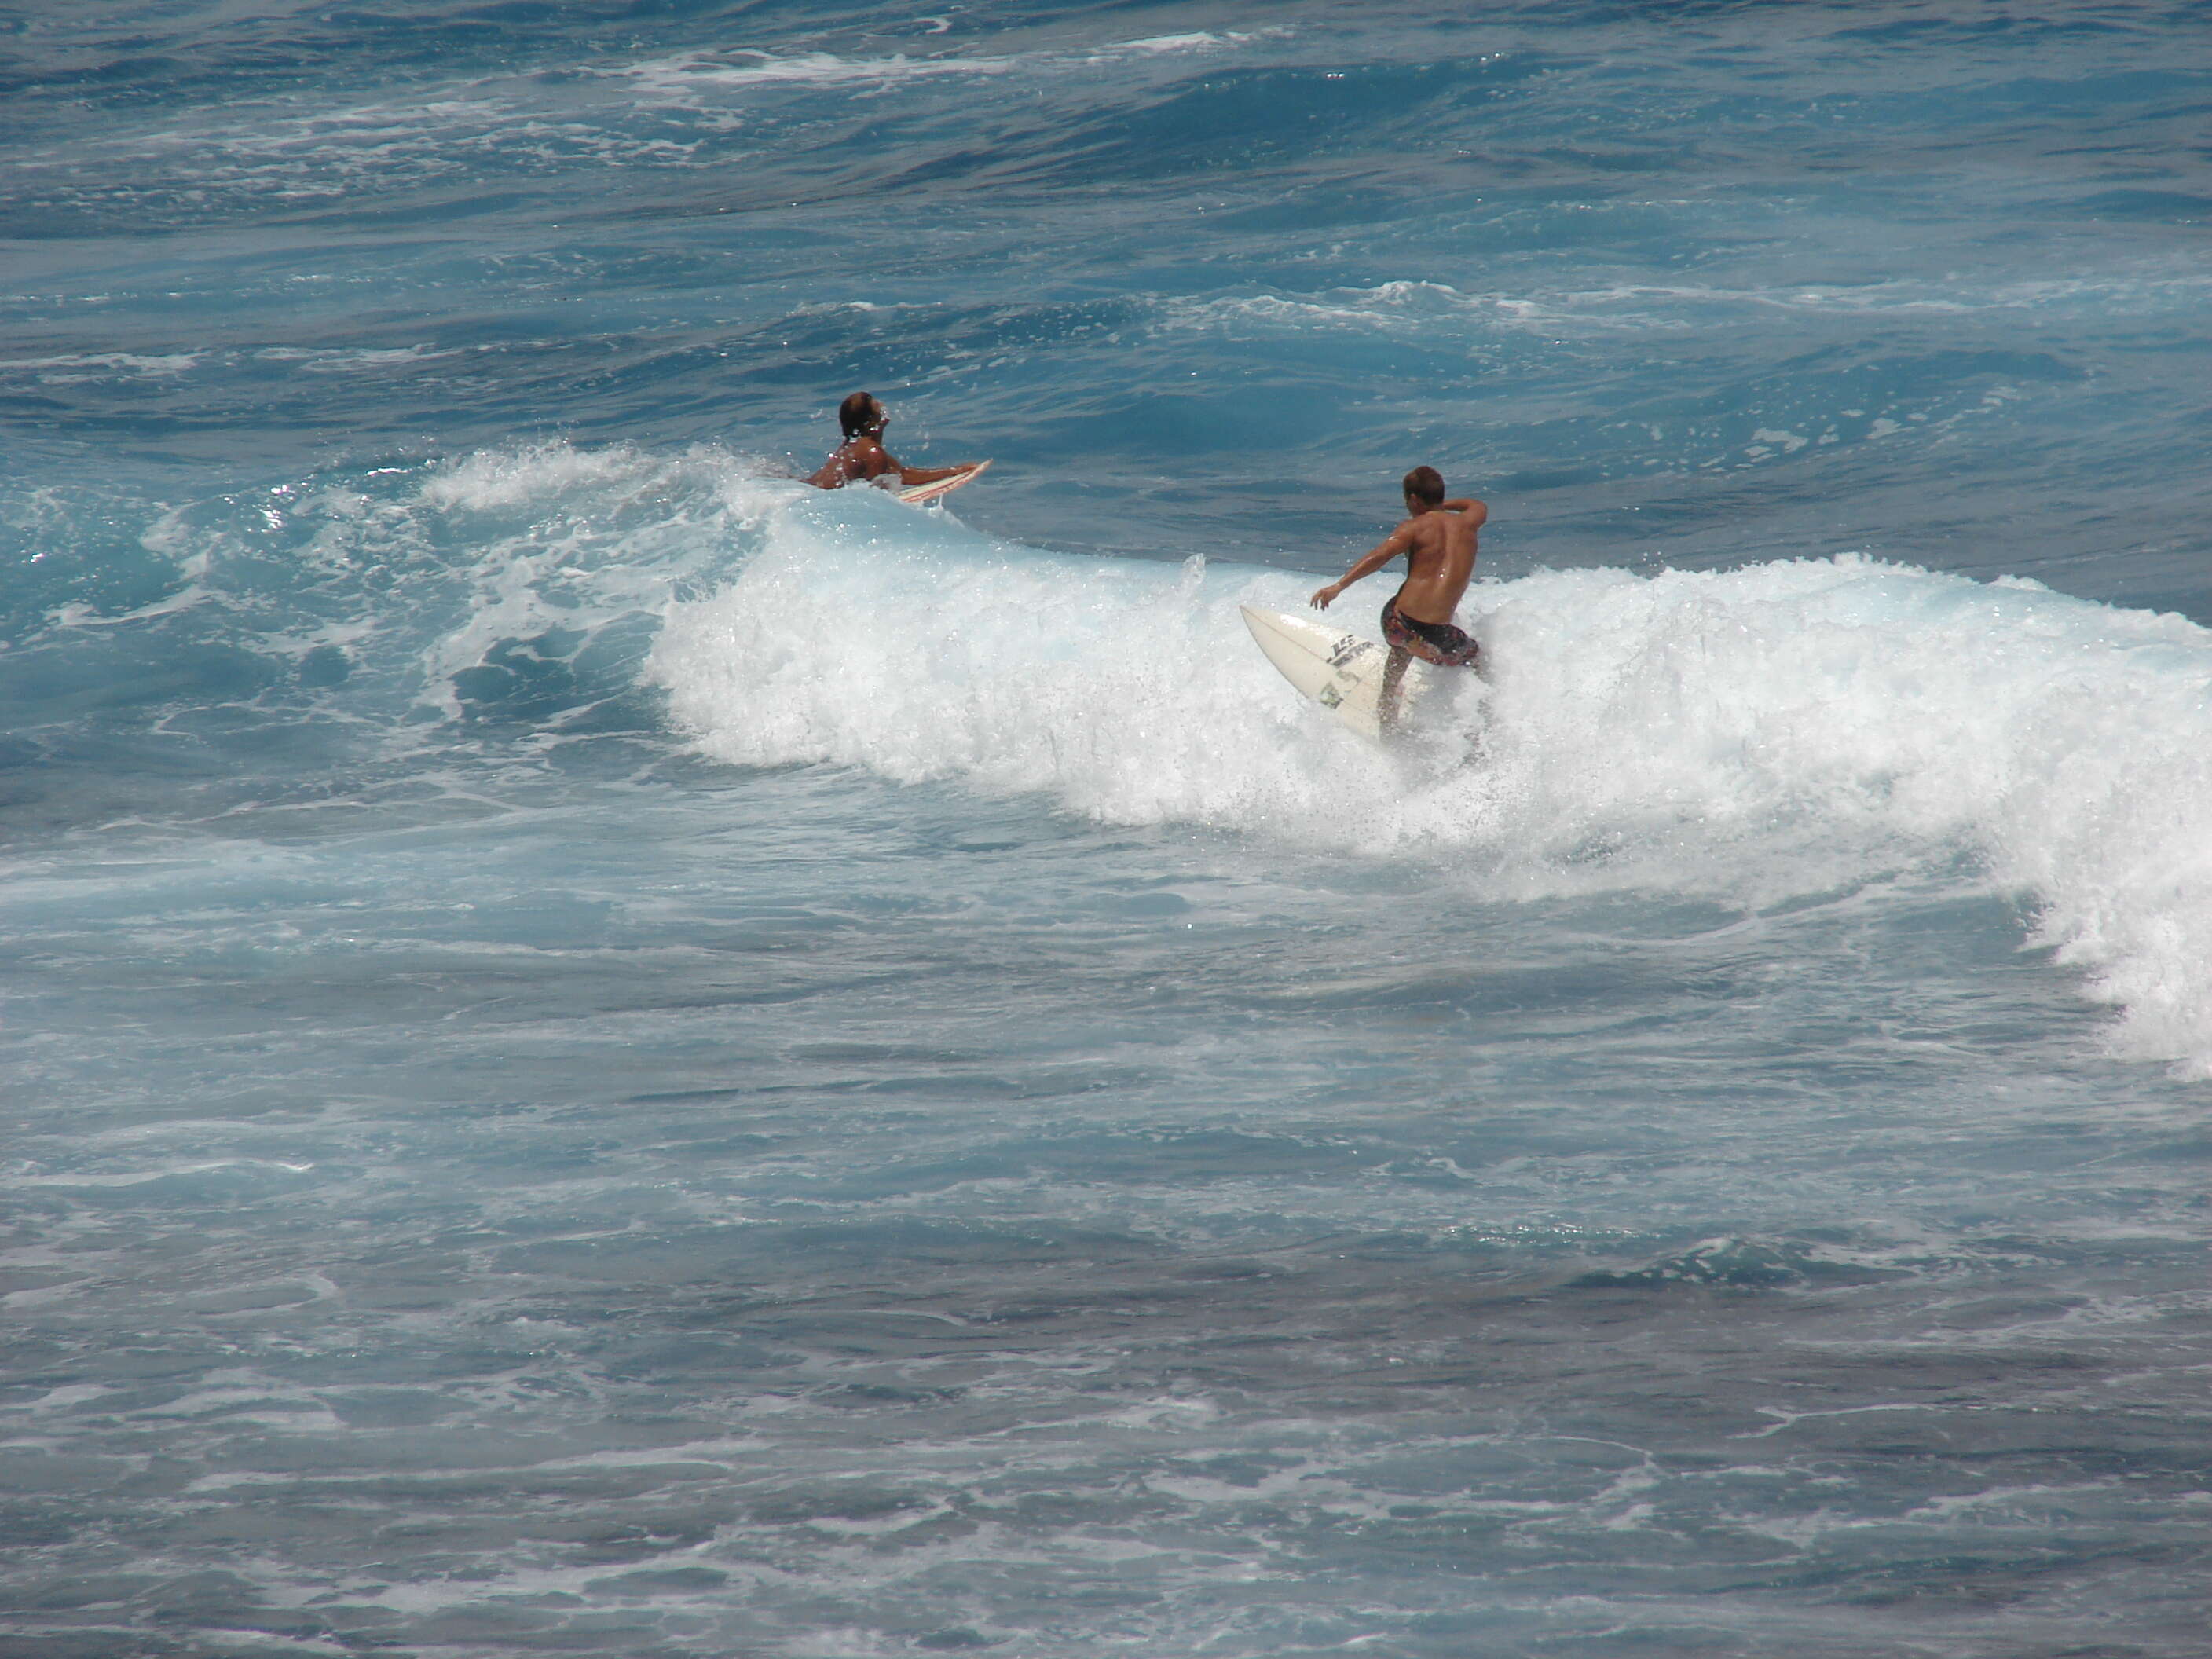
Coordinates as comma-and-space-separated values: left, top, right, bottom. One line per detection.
1240, 605, 1423, 740
895, 458, 992, 505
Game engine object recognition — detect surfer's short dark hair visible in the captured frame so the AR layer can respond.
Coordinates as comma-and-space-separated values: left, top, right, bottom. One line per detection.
1402, 466, 1445, 506
839, 392, 884, 437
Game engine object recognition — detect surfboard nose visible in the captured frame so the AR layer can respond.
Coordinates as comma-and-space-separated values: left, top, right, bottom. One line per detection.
1240, 602, 1412, 741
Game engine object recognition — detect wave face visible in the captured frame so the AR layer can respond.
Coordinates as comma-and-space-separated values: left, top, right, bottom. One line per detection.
656, 485, 2212, 1067
8, 4, 2212, 1657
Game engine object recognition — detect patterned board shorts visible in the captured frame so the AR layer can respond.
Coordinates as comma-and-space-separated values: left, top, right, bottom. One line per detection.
1382, 595, 1480, 668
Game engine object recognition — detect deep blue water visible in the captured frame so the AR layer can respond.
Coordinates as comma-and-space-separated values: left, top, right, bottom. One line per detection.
6, 3, 2212, 1656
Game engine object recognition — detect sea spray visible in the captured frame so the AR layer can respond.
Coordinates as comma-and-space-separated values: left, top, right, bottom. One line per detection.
654, 496, 2212, 1071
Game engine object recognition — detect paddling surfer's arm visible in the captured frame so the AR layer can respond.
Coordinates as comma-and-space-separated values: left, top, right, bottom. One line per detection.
1309, 525, 1415, 610
893, 460, 970, 486
807, 443, 965, 490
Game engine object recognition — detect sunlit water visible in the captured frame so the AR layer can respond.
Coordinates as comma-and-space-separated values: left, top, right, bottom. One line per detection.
6, 4, 2212, 1656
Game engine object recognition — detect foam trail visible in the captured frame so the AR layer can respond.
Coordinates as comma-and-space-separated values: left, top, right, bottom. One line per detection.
650, 495, 2212, 1072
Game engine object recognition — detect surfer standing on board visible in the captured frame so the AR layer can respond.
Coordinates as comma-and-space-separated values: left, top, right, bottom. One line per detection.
807, 392, 975, 490
1309, 466, 1485, 724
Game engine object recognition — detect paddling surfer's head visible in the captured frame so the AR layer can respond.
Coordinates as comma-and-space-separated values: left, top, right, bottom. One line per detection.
1402, 466, 1445, 511
839, 392, 888, 438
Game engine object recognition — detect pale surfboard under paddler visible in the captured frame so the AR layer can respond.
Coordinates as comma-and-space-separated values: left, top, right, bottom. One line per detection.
1240, 604, 1424, 740
895, 459, 992, 505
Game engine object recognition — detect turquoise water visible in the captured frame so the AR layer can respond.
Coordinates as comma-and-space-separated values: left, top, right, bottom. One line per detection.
6, 5, 2212, 1655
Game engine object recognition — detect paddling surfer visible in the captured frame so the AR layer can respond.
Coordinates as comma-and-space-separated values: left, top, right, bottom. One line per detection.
1309, 466, 1485, 727
807, 392, 974, 490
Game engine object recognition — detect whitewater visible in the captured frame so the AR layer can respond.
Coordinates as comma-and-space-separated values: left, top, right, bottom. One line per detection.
6, 4, 2212, 1657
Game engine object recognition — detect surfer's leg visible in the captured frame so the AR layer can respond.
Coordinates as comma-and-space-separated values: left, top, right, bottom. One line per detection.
1379, 646, 1413, 733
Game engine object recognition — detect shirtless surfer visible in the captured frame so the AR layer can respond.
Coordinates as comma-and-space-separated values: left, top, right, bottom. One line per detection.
1309, 466, 1485, 727
807, 391, 974, 490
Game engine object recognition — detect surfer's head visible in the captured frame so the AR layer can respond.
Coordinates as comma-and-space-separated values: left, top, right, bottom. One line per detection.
839, 392, 888, 438
1401, 466, 1445, 509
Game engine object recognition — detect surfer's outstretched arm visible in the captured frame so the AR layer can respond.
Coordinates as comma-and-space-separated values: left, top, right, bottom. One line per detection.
895, 460, 971, 485
1310, 526, 1411, 610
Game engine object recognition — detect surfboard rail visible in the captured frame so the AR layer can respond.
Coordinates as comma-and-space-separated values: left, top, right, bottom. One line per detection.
896, 458, 992, 505
1240, 604, 1422, 740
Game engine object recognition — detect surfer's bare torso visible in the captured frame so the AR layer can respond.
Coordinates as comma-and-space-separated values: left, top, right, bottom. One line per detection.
1310, 478, 1485, 635
1309, 470, 1486, 721
807, 392, 971, 491
1368, 500, 1483, 626
808, 431, 903, 489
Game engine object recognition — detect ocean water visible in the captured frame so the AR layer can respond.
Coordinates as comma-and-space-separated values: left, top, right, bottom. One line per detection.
6, 2, 2212, 1655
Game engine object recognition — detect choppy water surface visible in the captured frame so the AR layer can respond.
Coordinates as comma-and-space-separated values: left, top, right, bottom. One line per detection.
5, 4, 2212, 1656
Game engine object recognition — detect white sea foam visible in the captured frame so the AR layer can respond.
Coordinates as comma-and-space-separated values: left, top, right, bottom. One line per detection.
19, 26, 1265, 214
406, 442, 789, 725
420, 440, 671, 512
255, 344, 452, 374
619, 49, 1026, 94
1094, 31, 1269, 57
1167, 259, 2212, 344
4, 350, 201, 381
16, 81, 708, 208
617, 30, 1256, 100
649, 494, 2212, 1072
